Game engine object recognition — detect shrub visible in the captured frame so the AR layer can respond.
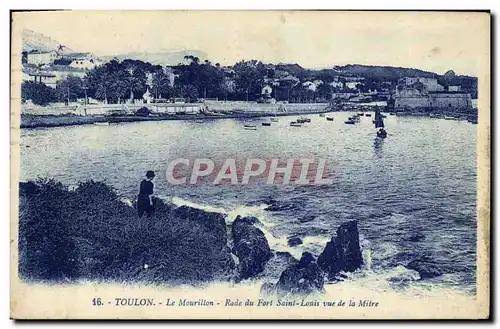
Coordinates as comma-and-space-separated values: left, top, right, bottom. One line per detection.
18, 180, 235, 285
135, 107, 151, 117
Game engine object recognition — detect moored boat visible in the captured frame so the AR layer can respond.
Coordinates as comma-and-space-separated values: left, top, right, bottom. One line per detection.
94, 122, 110, 126
244, 124, 257, 130
262, 122, 271, 126
374, 108, 387, 138
326, 117, 334, 121
270, 117, 279, 122
289, 121, 302, 127
344, 119, 356, 125
365, 113, 372, 117
319, 113, 326, 117
297, 116, 311, 123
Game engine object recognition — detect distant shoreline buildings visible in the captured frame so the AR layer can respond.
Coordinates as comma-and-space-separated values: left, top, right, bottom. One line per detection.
20, 44, 476, 115
394, 75, 472, 111
22, 49, 102, 88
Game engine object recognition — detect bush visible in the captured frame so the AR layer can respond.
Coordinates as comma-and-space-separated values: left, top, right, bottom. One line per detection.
21, 81, 57, 106
18, 180, 234, 284
135, 107, 151, 117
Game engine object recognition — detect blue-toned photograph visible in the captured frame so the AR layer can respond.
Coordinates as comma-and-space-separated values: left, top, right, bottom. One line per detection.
11, 10, 490, 320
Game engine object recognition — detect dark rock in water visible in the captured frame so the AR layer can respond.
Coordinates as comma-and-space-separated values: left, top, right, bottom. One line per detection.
317, 221, 363, 279
260, 282, 276, 296
173, 206, 228, 245
231, 216, 273, 279
407, 258, 443, 279
287, 236, 303, 247
298, 215, 316, 223
276, 251, 295, 259
276, 252, 324, 295
260, 251, 298, 280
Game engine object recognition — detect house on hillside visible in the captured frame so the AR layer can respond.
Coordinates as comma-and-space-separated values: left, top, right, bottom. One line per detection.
22, 71, 57, 88
261, 85, 273, 97
38, 65, 88, 85
64, 52, 101, 70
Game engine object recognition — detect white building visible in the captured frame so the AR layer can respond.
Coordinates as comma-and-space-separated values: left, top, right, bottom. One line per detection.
69, 58, 99, 70
26, 50, 58, 66
261, 85, 273, 96
345, 81, 361, 90
398, 77, 445, 92
448, 85, 461, 92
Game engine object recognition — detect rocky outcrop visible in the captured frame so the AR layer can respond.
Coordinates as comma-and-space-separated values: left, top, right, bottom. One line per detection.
317, 221, 363, 280
275, 252, 324, 295
287, 236, 303, 247
231, 216, 273, 279
406, 257, 442, 279
173, 206, 228, 245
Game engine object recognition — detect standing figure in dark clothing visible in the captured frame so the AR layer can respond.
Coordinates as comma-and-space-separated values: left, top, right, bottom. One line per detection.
137, 170, 155, 218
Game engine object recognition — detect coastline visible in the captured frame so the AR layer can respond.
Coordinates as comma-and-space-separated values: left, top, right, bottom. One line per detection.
20, 108, 334, 129
20, 107, 479, 129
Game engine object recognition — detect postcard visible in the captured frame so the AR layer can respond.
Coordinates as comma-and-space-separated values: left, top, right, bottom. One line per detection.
10, 10, 490, 320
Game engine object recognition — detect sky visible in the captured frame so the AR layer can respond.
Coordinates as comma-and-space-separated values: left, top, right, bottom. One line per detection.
12, 10, 490, 76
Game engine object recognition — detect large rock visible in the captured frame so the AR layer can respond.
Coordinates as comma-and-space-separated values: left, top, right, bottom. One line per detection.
275, 252, 324, 295
317, 221, 363, 279
231, 216, 273, 279
407, 257, 443, 279
287, 236, 303, 247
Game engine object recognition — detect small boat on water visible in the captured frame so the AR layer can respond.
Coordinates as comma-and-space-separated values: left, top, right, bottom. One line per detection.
344, 119, 356, 125
377, 129, 388, 138
296, 117, 311, 123
262, 122, 271, 126
290, 121, 302, 127
326, 117, 334, 121
444, 116, 459, 120
389, 112, 395, 115
374, 108, 387, 138
365, 113, 372, 117
270, 117, 279, 122
357, 112, 364, 116
94, 122, 110, 126
319, 113, 326, 117
244, 124, 257, 130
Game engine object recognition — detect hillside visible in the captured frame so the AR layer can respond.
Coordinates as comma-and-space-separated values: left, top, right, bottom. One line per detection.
100, 50, 208, 66
332, 64, 438, 81
22, 29, 74, 53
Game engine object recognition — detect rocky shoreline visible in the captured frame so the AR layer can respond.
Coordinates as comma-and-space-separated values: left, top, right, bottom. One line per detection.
18, 180, 442, 295
20, 109, 330, 129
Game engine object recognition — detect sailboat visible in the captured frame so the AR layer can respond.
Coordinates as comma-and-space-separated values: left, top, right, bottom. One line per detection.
374, 108, 387, 138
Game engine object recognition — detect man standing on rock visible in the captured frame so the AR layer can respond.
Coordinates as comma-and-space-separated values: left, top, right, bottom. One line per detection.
137, 170, 155, 218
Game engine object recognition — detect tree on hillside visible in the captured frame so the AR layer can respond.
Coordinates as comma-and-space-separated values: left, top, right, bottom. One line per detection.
152, 70, 172, 100
123, 69, 145, 102
94, 72, 114, 104
233, 60, 267, 101
21, 81, 57, 106
55, 76, 85, 104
